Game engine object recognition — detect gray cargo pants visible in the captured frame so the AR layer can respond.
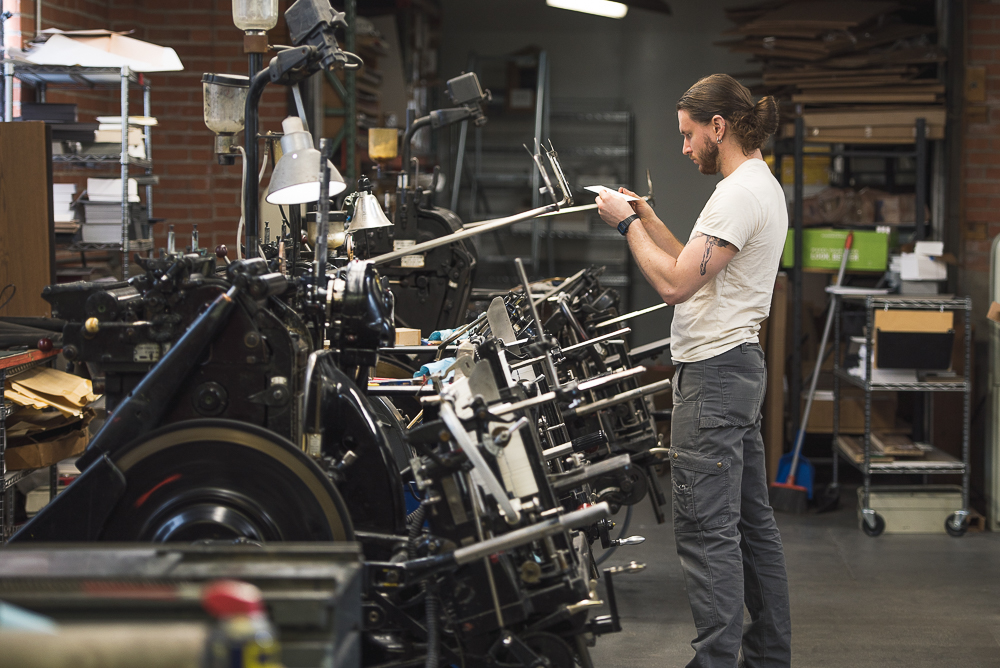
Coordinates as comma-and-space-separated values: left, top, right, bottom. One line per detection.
670, 342, 791, 668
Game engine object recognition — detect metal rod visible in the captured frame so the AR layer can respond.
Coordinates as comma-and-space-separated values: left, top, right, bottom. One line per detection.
342, 0, 357, 186
510, 327, 631, 370
465, 471, 505, 628
515, 257, 559, 386
594, 303, 668, 329
450, 119, 468, 213
371, 203, 559, 265
452, 502, 610, 566
120, 66, 130, 279
243, 69, 271, 258
563, 377, 672, 419
314, 138, 332, 290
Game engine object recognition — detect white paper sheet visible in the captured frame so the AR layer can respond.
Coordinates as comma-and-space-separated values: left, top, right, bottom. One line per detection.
584, 185, 638, 201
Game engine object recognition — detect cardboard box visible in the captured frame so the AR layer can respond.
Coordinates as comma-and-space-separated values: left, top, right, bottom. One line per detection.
873, 310, 954, 370
857, 485, 963, 534
804, 388, 897, 435
782, 228, 890, 272
395, 328, 422, 346
4, 425, 89, 471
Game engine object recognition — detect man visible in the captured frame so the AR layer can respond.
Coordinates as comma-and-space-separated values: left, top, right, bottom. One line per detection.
596, 73, 791, 668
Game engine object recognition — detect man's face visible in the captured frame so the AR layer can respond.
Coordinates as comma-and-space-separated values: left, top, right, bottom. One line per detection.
678, 109, 719, 176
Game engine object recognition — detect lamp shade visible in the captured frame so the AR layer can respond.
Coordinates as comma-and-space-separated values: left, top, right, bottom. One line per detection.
266, 117, 346, 205
347, 176, 393, 233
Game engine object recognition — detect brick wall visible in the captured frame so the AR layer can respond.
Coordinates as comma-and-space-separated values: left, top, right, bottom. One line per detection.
3, 0, 293, 254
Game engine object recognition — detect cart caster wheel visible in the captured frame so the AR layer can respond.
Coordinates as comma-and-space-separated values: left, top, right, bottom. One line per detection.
945, 513, 968, 537
861, 513, 885, 537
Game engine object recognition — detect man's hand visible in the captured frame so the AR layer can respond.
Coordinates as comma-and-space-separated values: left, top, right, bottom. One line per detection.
596, 189, 637, 228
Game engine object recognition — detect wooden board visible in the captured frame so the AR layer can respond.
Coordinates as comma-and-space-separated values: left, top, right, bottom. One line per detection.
801, 107, 946, 127
0, 122, 53, 318
793, 91, 940, 103
790, 124, 945, 141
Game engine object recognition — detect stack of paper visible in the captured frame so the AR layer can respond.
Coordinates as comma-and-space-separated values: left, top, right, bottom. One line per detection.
52, 183, 79, 233
88, 125, 147, 159
3, 367, 99, 418
900, 241, 948, 282
86, 177, 139, 202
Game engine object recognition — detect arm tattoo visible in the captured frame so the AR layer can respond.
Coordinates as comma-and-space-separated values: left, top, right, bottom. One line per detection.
696, 234, 731, 276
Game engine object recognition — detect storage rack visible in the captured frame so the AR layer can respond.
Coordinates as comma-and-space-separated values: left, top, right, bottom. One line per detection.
831, 294, 971, 537
0, 348, 61, 542
2, 63, 155, 278
773, 115, 931, 444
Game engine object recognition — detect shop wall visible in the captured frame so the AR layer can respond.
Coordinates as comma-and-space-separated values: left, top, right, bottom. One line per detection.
439, 0, 750, 346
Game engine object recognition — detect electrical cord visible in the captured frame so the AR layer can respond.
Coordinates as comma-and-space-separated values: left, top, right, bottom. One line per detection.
235, 138, 271, 260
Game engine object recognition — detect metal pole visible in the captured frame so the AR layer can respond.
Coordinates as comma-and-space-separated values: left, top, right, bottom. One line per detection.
530, 51, 547, 274
345, 0, 357, 189
915, 117, 927, 241
450, 119, 468, 213
121, 66, 130, 278
143, 83, 153, 220
791, 114, 804, 439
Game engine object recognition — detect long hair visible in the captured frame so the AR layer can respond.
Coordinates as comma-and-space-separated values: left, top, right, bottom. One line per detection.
677, 74, 778, 155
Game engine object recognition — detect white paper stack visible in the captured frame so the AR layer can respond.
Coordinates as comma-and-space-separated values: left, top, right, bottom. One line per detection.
52, 183, 77, 223
900, 241, 947, 282
87, 177, 139, 203
91, 125, 147, 158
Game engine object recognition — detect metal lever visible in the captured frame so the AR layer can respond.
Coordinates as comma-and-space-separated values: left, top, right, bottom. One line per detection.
514, 256, 560, 389
589, 561, 646, 636
611, 535, 645, 547
494, 416, 529, 448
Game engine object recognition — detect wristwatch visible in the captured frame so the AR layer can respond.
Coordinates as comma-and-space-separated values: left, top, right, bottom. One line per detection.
617, 213, 639, 236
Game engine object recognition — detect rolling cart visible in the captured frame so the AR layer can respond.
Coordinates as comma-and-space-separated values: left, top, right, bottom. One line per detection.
830, 293, 972, 537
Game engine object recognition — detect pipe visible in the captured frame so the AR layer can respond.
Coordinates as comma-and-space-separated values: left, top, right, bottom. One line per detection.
243, 69, 272, 258
564, 377, 672, 419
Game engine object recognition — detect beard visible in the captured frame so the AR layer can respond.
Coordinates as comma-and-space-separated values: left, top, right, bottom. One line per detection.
695, 138, 720, 175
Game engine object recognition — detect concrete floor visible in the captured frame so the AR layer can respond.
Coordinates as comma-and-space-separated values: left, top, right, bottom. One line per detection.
589, 487, 1000, 668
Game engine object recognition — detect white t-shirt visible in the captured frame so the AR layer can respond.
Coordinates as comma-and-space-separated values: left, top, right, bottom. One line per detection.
670, 158, 787, 363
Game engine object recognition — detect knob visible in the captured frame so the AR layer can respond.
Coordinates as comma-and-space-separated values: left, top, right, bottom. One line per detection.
215, 244, 228, 259
611, 535, 645, 547
37, 338, 53, 352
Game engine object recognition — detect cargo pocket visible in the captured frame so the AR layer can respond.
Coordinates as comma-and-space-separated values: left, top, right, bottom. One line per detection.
670, 448, 732, 533
698, 365, 765, 428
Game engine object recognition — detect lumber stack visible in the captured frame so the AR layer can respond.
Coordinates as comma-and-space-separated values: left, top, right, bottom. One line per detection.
721, 1, 944, 143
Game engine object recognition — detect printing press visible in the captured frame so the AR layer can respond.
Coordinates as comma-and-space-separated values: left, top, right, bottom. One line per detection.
0, 2, 674, 667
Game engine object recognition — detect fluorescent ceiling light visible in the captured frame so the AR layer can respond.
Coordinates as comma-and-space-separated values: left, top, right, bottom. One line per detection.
546, 0, 628, 19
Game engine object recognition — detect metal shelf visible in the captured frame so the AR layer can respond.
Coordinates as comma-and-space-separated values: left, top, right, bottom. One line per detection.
53, 153, 152, 169
833, 368, 969, 393
4, 61, 156, 279
64, 239, 154, 252
1, 62, 146, 88
831, 291, 972, 535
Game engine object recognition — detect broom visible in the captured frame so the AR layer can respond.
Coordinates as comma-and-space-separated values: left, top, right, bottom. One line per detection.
770, 231, 853, 513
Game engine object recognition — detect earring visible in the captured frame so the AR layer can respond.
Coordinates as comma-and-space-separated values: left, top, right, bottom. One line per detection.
717, 136, 723, 144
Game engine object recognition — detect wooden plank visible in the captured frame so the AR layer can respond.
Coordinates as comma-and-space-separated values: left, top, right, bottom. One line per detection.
0, 122, 53, 318
763, 272, 788, 484
790, 124, 945, 141
792, 92, 940, 103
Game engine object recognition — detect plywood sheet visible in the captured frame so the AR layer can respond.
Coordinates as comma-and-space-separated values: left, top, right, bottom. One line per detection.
0, 122, 53, 317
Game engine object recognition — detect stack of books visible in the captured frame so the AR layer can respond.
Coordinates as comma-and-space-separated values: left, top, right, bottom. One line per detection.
52, 183, 79, 234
